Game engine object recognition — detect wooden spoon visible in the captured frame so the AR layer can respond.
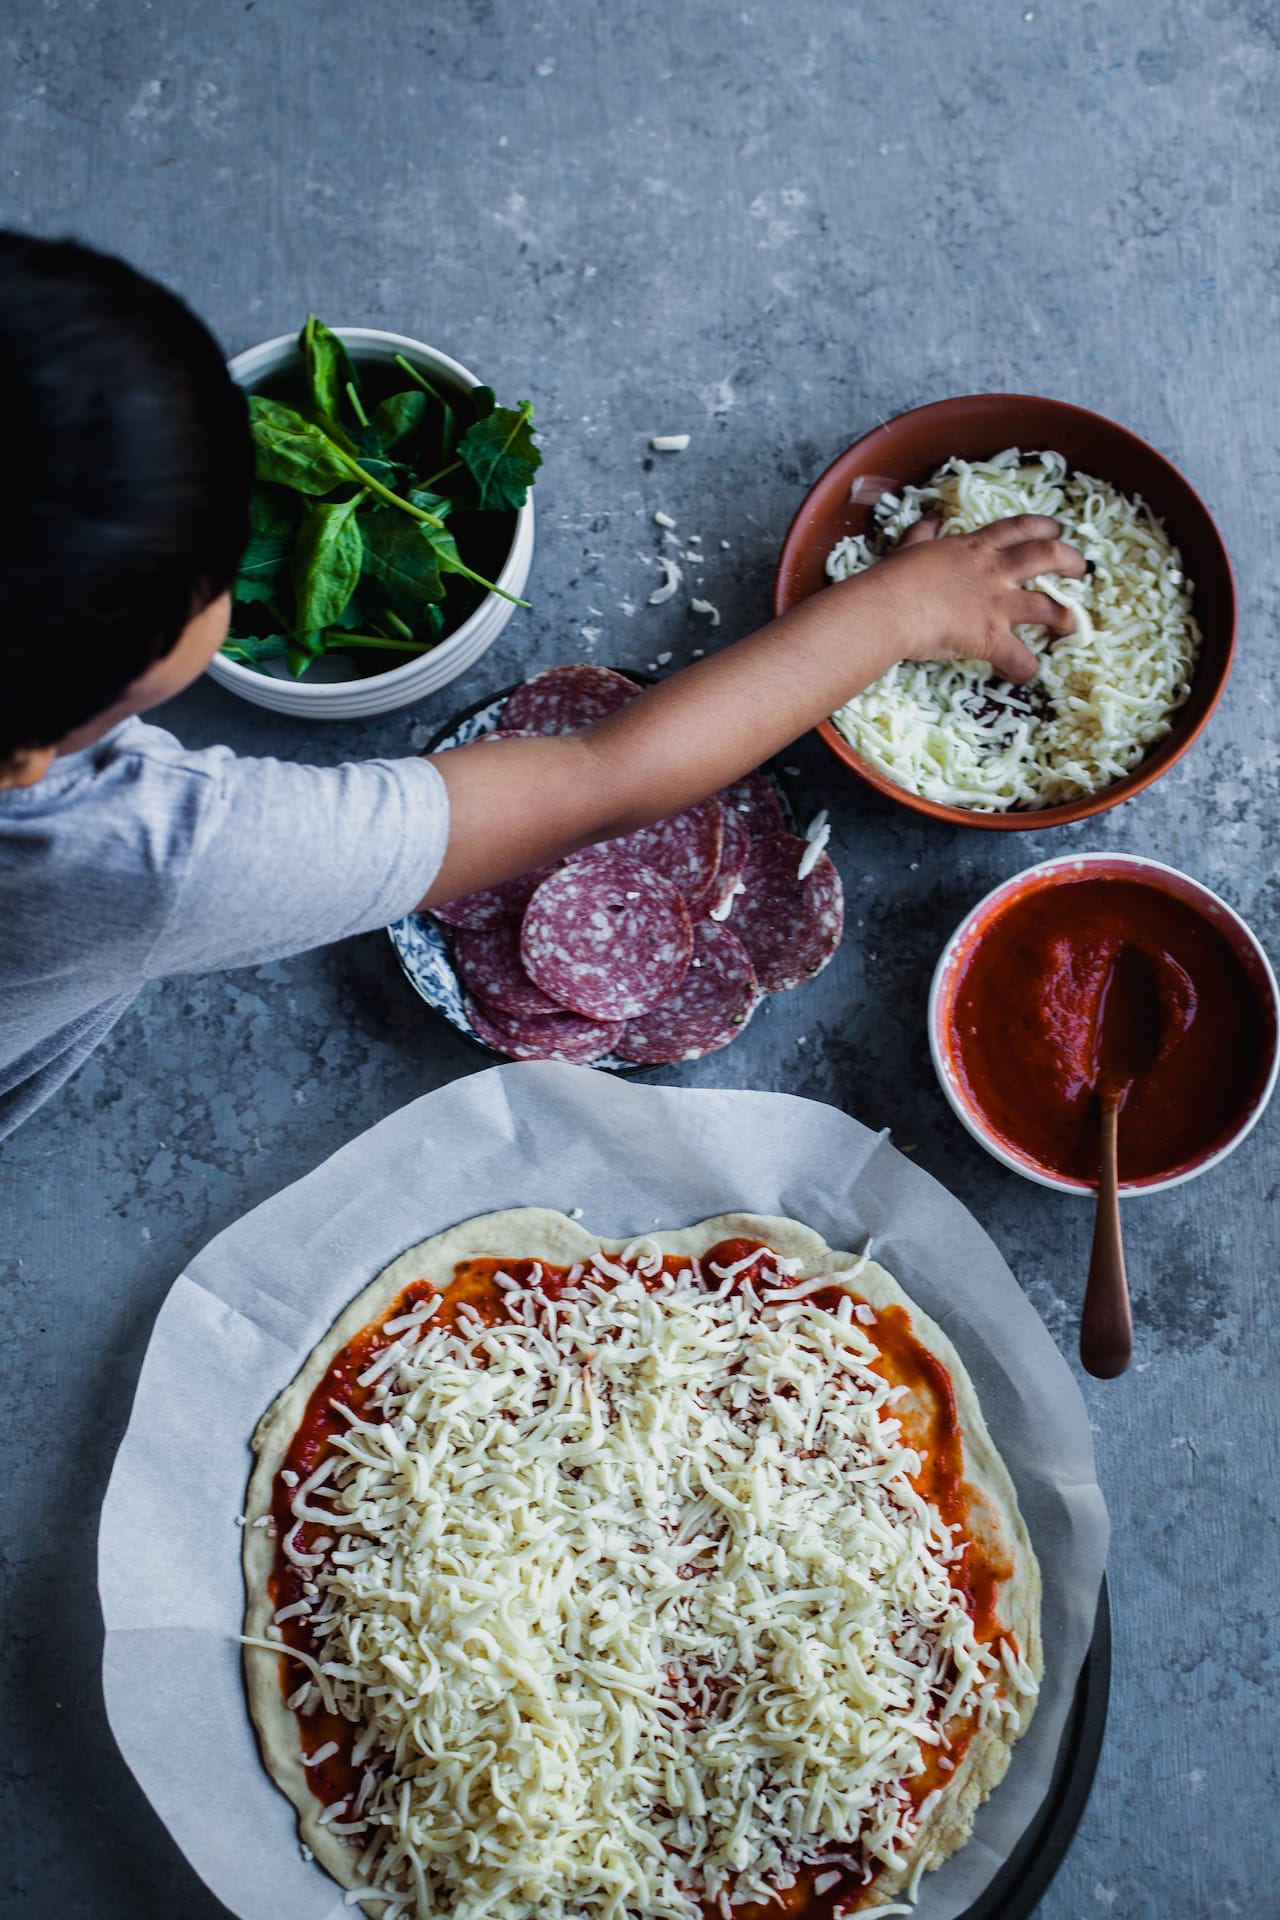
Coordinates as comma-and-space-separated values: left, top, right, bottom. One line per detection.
1079, 946, 1163, 1379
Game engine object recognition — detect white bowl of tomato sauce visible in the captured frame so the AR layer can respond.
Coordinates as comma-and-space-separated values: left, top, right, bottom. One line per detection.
929, 853, 1279, 1195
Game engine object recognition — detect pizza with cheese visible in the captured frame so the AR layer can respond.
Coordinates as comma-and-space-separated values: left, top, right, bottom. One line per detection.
242, 1210, 1041, 1919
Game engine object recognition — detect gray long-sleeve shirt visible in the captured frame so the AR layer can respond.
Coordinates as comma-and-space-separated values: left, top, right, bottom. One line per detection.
0, 716, 450, 1139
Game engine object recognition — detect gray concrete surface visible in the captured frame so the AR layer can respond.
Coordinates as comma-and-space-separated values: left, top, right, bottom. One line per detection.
3, 2, 1277, 1915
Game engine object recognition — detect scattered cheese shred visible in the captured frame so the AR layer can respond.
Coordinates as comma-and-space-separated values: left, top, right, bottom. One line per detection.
268, 1255, 1031, 1920
649, 558, 683, 605
826, 449, 1200, 810
798, 809, 831, 880
707, 877, 744, 922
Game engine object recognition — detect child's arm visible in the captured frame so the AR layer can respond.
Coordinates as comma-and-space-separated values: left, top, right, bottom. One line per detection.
421, 514, 1083, 907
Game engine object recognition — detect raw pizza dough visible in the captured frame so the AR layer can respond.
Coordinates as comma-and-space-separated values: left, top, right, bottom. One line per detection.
244, 1209, 1042, 1916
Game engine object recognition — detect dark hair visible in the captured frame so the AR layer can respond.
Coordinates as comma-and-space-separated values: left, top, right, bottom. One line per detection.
0, 233, 252, 757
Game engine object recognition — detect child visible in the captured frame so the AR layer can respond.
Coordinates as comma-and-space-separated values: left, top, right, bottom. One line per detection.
0, 234, 1084, 1138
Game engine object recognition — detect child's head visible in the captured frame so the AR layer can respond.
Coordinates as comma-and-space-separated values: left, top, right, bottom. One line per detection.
0, 233, 252, 779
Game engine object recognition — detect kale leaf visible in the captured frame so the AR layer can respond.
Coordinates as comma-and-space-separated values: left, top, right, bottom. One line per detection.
458, 399, 541, 512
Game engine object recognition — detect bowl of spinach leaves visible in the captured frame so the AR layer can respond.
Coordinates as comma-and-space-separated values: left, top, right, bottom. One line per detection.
208, 319, 539, 718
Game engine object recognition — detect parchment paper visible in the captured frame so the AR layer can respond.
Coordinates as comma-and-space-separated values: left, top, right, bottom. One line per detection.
99, 1063, 1109, 1920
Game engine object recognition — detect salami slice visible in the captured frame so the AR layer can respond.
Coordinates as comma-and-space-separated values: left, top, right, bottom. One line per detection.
451, 922, 562, 1017
465, 995, 623, 1064
720, 768, 788, 839
616, 922, 759, 1064
703, 802, 751, 919
500, 664, 640, 736
429, 864, 557, 932
521, 855, 693, 1020
729, 831, 844, 992
591, 797, 724, 906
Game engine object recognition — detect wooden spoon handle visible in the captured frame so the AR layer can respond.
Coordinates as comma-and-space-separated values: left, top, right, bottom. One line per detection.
1081, 1099, 1133, 1378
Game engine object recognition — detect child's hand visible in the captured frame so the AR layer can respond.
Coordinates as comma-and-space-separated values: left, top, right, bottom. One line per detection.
859, 512, 1087, 683
422, 512, 1086, 907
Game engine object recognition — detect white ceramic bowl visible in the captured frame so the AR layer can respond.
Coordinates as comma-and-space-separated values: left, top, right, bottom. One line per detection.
207, 327, 535, 720
928, 852, 1280, 1196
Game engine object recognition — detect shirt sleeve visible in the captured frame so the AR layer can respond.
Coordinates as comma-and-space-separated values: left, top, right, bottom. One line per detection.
141, 750, 450, 977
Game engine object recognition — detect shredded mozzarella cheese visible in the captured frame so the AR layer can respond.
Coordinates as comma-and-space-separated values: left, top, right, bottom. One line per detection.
798, 809, 831, 880
270, 1256, 1032, 1920
649, 557, 683, 605
826, 449, 1200, 810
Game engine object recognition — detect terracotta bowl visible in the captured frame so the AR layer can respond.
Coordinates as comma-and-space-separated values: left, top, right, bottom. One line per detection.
773, 393, 1236, 830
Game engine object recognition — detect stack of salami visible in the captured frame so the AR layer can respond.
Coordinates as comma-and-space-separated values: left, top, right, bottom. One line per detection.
429, 666, 844, 1066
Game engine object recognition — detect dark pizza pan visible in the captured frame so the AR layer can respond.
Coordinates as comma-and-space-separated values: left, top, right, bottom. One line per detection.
960, 1573, 1111, 1920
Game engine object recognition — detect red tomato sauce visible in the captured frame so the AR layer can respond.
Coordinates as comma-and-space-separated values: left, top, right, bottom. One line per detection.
947, 876, 1270, 1184
264, 1239, 1012, 1914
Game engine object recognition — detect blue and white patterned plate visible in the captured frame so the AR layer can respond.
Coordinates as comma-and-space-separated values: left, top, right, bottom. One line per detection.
387, 678, 795, 1072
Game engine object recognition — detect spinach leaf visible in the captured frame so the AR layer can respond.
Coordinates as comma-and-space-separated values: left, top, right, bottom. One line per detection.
403, 488, 526, 605
362, 506, 447, 611
287, 636, 324, 680
354, 453, 404, 492
422, 522, 468, 580
457, 399, 541, 512
406, 490, 474, 578
329, 582, 373, 630
233, 485, 294, 606
221, 632, 290, 668
393, 353, 458, 460
249, 395, 354, 494
406, 486, 454, 523
318, 611, 444, 656
371, 390, 428, 449
309, 411, 360, 458
237, 319, 539, 680
301, 315, 359, 423
291, 494, 363, 632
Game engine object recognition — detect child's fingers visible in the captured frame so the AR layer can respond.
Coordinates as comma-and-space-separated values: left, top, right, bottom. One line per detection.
987, 630, 1040, 683
1003, 535, 1088, 581
898, 516, 942, 548
974, 513, 1064, 549
1015, 589, 1077, 637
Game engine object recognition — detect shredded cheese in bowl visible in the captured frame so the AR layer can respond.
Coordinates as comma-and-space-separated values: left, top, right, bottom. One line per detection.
826, 449, 1201, 811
